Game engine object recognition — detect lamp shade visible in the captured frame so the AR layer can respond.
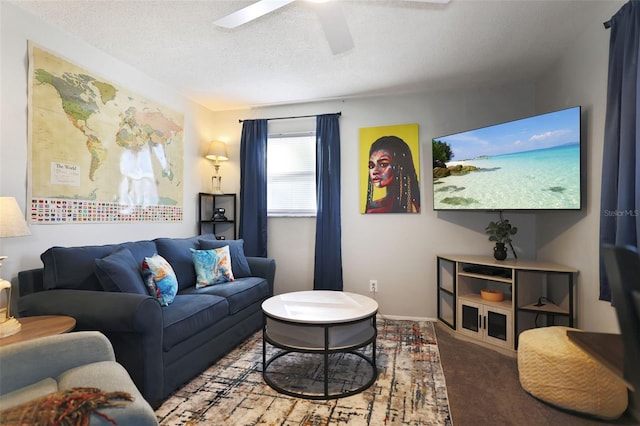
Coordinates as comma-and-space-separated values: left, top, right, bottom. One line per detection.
205, 141, 229, 161
0, 197, 31, 238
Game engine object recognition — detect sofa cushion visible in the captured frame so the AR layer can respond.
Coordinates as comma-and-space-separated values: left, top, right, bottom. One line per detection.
154, 237, 201, 291
0, 386, 133, 425
117, 240, 158, 265
41, 241, 157, 291
41, 245, 118, 290
56, 362, 157, 426
141, 255, 178, 306
199, 239, 252, 278
191, 246, 234, 288
94, 247, 147, 295
161, 294, 229, 351
179, 276, 269, 315
0, 378, 58, 411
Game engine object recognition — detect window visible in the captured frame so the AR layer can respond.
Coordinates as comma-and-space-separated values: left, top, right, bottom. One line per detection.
267, 133, 316, 217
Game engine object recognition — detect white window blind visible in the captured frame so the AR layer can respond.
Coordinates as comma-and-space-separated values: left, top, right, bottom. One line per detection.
267, 133, 316, 216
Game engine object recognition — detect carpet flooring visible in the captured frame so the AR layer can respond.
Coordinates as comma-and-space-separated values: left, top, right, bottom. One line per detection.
435, 324, 638, 425
156, 319, 452, 425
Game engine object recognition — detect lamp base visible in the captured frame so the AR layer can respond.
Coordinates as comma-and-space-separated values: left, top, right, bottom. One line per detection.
0, 317, 21, 338
211, 176, 224, 194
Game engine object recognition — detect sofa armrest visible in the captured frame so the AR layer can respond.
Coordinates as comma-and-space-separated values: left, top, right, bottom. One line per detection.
17, 290, 165, 406
0, 331, 114, 395
247, 257, 276, 295
17, 268, 45, 297
17, 290, 161, 334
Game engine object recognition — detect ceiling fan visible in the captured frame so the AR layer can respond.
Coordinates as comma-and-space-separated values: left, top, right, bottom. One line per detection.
213, 0, 451, 55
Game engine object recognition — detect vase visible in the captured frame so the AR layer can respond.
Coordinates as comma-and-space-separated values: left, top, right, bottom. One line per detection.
493, 242, 507, 260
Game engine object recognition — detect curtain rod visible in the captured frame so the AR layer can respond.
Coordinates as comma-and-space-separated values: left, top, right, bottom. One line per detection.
238, 111, 341, 123
604, 20, 611, 29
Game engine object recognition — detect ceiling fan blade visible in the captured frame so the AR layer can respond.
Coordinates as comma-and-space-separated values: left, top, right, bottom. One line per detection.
214, 0, 296, 29
313, 1, 354, 55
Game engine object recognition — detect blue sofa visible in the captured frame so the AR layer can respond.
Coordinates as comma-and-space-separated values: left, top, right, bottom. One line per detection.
16, 235, 276, 408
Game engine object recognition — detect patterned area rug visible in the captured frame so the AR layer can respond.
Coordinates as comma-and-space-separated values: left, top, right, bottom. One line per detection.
156, 319, 452, 425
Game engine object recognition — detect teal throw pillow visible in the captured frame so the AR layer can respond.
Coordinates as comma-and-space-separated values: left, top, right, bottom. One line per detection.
199, 239, 251, 278
191, 246, 235, 288
141, 254, 178, 306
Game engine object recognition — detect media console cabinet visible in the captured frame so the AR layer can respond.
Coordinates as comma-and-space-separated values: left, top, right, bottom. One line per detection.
437, 254, 578, 356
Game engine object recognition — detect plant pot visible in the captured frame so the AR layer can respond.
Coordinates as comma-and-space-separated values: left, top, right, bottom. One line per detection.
493, 242, 507, 260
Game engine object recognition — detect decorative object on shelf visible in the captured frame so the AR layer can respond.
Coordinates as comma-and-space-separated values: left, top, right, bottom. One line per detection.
212, 208, 228, 222
493, 243, 508, 261
480, 288, 504, 302
206, 141, 229, 194
0, 196, 31, 338
485, 213, 518, 260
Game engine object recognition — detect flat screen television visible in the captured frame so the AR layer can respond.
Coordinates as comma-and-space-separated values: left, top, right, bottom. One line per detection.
432, 106, 582, 211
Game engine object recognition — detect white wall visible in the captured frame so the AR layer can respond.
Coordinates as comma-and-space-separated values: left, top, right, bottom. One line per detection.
211, 87, 538, 319
0, 3, 218, 285
534, 0, 625, 333
1, 1, 621, 332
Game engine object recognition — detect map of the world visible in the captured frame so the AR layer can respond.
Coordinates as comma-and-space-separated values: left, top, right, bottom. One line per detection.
28, 42, 184, 223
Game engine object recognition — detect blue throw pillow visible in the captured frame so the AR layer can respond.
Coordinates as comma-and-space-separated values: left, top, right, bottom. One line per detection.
191, 246, 234, 288
94, 247, 147, 295
42, 244, 117, 290
199, 238, 252, 278
154, 237, 200, 290
141, 254, 178, 306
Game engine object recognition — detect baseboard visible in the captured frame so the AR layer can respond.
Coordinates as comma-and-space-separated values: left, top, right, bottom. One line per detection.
376, 314, 437, 322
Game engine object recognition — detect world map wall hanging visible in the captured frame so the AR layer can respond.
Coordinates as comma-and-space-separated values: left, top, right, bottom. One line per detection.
27, 42, 184, 224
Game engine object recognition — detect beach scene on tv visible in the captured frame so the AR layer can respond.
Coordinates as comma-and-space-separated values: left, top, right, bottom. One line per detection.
432, 107, 581, 210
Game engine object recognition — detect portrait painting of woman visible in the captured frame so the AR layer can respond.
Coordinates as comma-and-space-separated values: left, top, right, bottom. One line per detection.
360, 124, 420, 214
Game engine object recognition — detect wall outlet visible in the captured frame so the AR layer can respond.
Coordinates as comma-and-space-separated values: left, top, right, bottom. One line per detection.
369, 280, 378, 293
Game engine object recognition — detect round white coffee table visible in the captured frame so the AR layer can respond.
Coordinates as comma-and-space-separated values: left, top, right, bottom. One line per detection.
261, 290, 378, 399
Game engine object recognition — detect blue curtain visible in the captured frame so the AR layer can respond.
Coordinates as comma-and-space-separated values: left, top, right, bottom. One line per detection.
239, 119, 268, 257
599, 0, 640, 301
313, 114, 343, 291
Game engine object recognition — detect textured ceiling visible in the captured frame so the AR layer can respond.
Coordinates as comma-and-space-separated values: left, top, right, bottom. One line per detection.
11, 0, 617, 111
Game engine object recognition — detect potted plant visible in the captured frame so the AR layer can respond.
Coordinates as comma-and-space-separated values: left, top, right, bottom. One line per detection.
485, 218, 518, 260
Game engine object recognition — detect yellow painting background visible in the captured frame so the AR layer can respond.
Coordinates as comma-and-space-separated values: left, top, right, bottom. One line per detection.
359, 123, 420, 213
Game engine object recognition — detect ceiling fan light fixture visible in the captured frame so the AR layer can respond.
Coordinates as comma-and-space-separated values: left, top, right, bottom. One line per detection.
312, 1, 354, 55
213, 0, 295, 29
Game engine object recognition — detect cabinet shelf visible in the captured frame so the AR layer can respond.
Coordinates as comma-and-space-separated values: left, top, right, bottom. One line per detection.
439, 287, 454, 297
518, 302, 569, 316
437, 254, 577, 355
458, 272, 513, 284
459, 293, 512, 310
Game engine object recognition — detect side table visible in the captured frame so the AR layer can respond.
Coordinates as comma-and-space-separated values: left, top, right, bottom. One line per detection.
0, 315, 76, 346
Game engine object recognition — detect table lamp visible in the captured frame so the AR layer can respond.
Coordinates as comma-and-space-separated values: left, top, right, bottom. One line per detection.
0, 196, 31, 338
205, 141, 229, 194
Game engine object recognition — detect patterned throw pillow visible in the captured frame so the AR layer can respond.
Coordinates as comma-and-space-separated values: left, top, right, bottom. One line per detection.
199, 239, 252, 278
141, 254, 178, 306
191, 245, 235, 288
